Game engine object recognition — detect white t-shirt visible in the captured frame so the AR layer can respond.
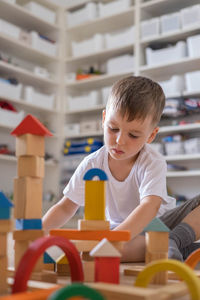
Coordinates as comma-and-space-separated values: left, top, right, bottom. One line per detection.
63, 144, 176, 228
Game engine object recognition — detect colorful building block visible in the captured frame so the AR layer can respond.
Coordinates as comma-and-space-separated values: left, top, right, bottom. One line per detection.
16, 219, 42, 230
15, 134, 45, 157
0, 191, 13, 220
78, 220, 110, 231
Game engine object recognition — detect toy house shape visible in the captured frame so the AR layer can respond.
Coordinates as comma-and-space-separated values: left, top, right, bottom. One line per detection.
11, 114, 52, 157
144, 218, 170, 284
90, 238, 121, 284
56, 253, 70, 275
83, 168, 108, 221
43, 252, 56, 272
0, 191, 13, 220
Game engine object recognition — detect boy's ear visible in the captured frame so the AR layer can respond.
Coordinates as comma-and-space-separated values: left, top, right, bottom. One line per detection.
102, 109, 106, 128
147, 127, 159, 144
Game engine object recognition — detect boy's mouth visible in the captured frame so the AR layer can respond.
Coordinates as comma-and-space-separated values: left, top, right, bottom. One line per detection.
112, 148, 124, 155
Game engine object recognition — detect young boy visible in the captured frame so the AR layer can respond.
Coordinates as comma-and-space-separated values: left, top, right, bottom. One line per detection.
43, 76, 200, 262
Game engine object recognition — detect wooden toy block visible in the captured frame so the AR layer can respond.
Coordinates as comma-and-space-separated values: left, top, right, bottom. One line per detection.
50, 229, 131, 241
0, 220, 13, 233
17, 156, 44, 178
82, 261, 95, 282
11, 114, 53, 137
78, 219, 110, 231
32, 255, 44, 273
0, 287, 59, 300
15, 240, 29, 269
15, 134, 45, 157
13, 229, 44, 241
16, 219, 42, 230
30, 270, 57, 283
44, 252, 55, 264
44, 263, 55, 271
84, 181, 106, 220
0, 256, 7, 294
146, 251, 168, 285
0, 234, 7, 256
0, 192, 13, 220
56, 254, 68, 264
81, 251, 94, 261
144, 218, 170, 232
72, 240, 99, 252
145, 232, 169, 253
14, 177, 42, 219
56, 263, 70, 276
83, 168, 108, 181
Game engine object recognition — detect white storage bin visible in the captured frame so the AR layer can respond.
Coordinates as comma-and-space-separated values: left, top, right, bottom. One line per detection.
0, 80, 22, 100
187, 34, 200, 58
181, 5, 200, 29
24, 86, 54, 110
71, 34, 104, 57
0, 108, 24, 127
80, 120, 97, 133
161, 12, 181, 34
34, 66, 50, 79
68, 90, 100, 112
165, 141, 185, 156
150, 143, 165, 155
23, 2, 56, 24
67, 2, 97, 27
64, 123, 80, 136
106, 54, 134, 74
0, 19, 20, 39
141, 17, 160, 41
159, 75, 185, 97
31, 31, 57, 57
145, 41, 186, 66
105, 26, 134, 49
184, 138, 200, 154
185, 70, 200, 92
98, 0, 131, 18
102, 86, 112, 105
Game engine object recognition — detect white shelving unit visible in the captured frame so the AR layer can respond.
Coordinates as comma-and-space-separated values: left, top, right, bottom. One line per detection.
0, 0, 65, 211
63, 0, 200, 201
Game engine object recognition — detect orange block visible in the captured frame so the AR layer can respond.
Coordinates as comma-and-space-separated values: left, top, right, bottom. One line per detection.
50, 229, 130, 241
0, 287, 59, 300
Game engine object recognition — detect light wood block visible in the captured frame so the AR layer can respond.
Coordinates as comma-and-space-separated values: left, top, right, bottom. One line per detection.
44, 264, 55, 272
17, 156, 44, 178
14, 177, 42, 219
0, 220, 12, 233
15, 240, 29, 269
81, 251, 94, 261
145, 232, 169, 252
145, 251, 168, 285
0, 256, 7, 295
0, 234, 7, 256
30, 271, 57, 283
85, 181, 106, 220
78, 219, 110, 231
82, 261, 95, 282
56, 264, 70, 276
13, 230, 44, 241
15, 134, 44, 157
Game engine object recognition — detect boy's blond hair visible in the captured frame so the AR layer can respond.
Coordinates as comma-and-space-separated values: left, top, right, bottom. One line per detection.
107, 76, 165, 126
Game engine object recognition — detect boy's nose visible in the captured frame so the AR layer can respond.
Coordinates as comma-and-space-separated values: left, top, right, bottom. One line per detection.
116, 132, 125, 145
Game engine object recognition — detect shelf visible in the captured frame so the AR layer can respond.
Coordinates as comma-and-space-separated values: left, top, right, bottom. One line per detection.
141, 25, 200, 46
66, 105, 105, 115
158, 123, 200, 135
0, 33, 59, 65
66, 7, 135, 36
140, 56, 200, 78
0, 154, 57, 167
183, 90, 200, 97
0, 61, 58, 89
140, 0, 200, 16
66, 71, 134, 90
66, 44, 134, 67
0, 96, 57, 114
165, 153, 200, 161
167, 170, 200, 177
66, 131, 103, 139
0, 1, 59, 37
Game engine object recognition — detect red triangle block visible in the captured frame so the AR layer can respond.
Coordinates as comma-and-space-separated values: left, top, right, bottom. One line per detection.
11, 114, 53, 136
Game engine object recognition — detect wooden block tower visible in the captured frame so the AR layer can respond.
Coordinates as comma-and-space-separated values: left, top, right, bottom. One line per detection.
144, 218, 170, 285
11, 114, 52, 273
0, 191, 13, 295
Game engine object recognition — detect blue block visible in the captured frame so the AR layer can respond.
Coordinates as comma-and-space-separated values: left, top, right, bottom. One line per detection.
0, 208, 10, 220
83, 168, 108, 181
16, 219, 42, 230
44, 252, 55, 264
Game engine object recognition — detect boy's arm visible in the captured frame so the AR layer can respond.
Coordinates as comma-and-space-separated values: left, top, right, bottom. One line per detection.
114, 195, 162, 238
42, 196, 79, 234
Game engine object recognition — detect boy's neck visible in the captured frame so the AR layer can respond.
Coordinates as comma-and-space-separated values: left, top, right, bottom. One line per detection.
108, 152, 139, 182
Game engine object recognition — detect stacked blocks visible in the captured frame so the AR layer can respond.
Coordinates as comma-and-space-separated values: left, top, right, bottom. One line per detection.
0, 191, 13, 295
11, 114, 52, 273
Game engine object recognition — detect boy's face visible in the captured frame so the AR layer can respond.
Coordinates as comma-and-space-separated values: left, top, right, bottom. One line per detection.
102, 105, 159, 163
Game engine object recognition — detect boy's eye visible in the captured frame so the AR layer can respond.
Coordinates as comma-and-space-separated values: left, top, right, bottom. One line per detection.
108, 126, 118, 132
129, 133, 139, 139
